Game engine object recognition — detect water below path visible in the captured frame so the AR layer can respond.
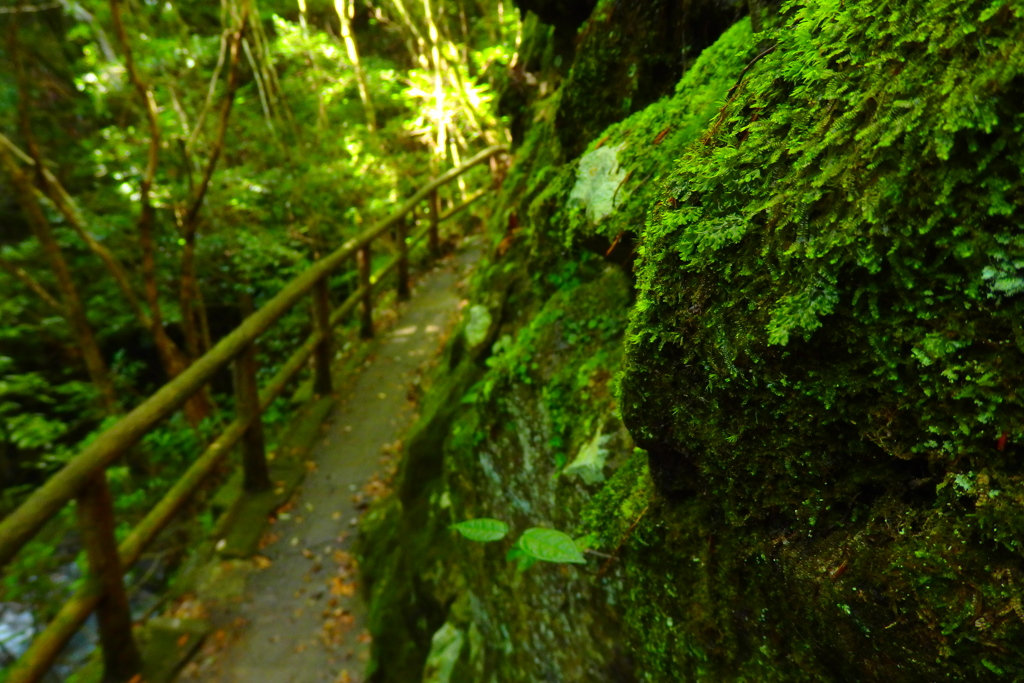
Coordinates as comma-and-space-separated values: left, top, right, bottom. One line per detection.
180, 242, 480, 683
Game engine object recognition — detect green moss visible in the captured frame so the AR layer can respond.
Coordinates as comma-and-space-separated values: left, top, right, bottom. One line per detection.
619, 0, 1024, 677
526, 20, 756, 255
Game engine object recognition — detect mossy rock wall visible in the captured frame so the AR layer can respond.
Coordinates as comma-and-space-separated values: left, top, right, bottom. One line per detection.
620, 0, 1024, 679
358, 256, 639, 682
362, 0, 1024, 681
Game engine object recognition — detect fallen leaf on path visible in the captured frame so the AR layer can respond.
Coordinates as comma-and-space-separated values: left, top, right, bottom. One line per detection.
332, 511, 343, 520
363, 477, 389, 501
321, 609, 357, 646
358, 630, 372, 644
335, 670, 352, 683
167, 595, 208, 621
329, 576, 356, 596
259, 531, 281, 549
253, 555, 272, 569
305, 460, 318, 472
295, 643, 308, 653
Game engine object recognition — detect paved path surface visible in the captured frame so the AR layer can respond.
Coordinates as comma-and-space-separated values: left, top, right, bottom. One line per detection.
180, 243, 479, 683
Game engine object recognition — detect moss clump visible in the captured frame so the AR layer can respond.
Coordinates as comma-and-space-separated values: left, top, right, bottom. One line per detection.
620, 0, 1024, 677
528, 20, 756, 253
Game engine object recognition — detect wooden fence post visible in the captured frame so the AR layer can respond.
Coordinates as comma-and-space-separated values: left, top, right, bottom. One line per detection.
397, 215, 411, 301
76, 473, 143, 683
358, 246, 373, 339
234, 295, 270, 493
312, 276, 334, 395
428, 189, 440, 257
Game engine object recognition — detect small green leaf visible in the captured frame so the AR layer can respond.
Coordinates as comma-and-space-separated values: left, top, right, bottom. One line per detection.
449, 518, 509, 542
518, 528, 586, 564
506, 542, 538, 572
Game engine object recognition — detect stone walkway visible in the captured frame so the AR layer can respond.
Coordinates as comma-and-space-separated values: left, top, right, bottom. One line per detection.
180, 242, 480, 683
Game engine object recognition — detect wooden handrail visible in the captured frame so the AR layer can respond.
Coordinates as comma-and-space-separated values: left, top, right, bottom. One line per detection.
0, 144, 504, 569
0, 144, 506, 683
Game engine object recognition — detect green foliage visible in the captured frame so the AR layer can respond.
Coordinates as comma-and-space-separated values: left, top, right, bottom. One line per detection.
514, 527, 585, 564
0, 358, 102, 468
451, 518, 586, 567
449, 518, 509, 542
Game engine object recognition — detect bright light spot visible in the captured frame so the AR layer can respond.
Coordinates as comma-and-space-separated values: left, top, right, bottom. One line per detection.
118, 182, 133, 195
83, 73, 98, 84
186, 58, 195, 68
177, 238, 186, 246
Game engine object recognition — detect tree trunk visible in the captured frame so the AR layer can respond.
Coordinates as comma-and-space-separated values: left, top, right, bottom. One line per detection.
0, 147, 119, 415
335, 0, 377, 130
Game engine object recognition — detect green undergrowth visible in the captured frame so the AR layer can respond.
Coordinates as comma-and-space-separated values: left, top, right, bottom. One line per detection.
358, 251, 636, 681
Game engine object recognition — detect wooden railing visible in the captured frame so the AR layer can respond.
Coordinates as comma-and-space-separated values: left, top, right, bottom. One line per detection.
0, 145, 506, 683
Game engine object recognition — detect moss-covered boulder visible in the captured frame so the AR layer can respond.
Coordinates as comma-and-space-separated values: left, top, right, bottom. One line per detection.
620, 0, 1024, 677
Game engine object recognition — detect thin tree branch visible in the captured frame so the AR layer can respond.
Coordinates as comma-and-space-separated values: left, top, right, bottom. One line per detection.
109, 0, 168, 349
0, 133, 154, 330
185, 15, 246, 228
0, 256, 64, 312
0, 3, 60, 13
187, 30, 229, 153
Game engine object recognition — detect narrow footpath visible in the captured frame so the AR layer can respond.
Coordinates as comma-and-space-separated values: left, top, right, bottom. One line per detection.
180, 241, 481, 683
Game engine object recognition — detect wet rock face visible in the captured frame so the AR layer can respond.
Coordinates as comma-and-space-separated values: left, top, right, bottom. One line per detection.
512, 0, 598, 33
556, 0, 746, 158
